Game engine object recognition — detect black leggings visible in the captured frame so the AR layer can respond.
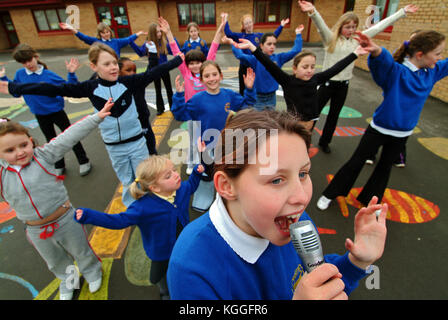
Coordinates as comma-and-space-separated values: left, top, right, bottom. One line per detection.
322, 125, 408, 206
317, 80, 350, 146
35, 110, 89, 169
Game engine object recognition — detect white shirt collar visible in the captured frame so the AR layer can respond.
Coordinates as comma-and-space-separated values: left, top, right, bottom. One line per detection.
25, 64, 44, 75
189, 37, 201, 43
101, 38, 111, 42
403, 57, 421, 72
209, 194, 269, 264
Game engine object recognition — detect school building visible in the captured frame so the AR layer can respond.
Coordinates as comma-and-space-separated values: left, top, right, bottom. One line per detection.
0, 0, 446, 102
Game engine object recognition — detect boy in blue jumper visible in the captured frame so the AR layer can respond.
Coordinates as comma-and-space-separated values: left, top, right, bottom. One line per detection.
317, 31, 448, 210
228, 25, 303, 110
75, 155, 204, 300
0, 44, 90, 176
167, 109, 387, 299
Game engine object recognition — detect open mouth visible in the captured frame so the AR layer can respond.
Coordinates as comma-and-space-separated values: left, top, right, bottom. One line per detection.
274, 213, 301, 237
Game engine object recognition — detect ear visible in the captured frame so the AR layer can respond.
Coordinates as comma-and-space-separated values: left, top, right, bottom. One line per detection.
415, 51, 424, 60
148, 184, 160, 194
214, 171, 238, 201
90, 62, 98, 72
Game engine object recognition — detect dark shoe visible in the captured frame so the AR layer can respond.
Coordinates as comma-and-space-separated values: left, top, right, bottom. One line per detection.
319, 143, 331, 154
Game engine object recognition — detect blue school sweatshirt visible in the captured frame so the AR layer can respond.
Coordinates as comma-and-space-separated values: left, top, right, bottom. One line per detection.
171, 88, 256, 145
368, 48, 448, 133
75, 166, 202, 261
224, 22, 283, 55
2, 68, 77, 115
180, 38, 209, 56
75, 31, 138, 57
231, 33, 302, 94
167, 200, 366, 299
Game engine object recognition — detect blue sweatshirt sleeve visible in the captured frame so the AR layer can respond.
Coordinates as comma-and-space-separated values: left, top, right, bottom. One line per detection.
273, 25, 284, 38
116, 34, 138, 48
75, 203, 142, 229
367, 47, 398, 89
324, 252, 366, 295
231, 46, 257, 69
184, 165, 202, 195
75, 31, 98, 45
434, 57, 448, 82
171, 91, 193, 121
277, 33, 302, 66
130, 41, 147, 57
224, 22, 244, 42
223, 88, 256, 113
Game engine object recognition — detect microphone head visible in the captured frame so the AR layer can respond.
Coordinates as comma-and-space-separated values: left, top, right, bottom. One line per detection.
289, 220, 324, 272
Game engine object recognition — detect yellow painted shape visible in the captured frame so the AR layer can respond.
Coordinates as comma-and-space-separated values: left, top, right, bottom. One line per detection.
34, 278, 61, 300
78, 258, 113, 300
418, 137, 448, 160
414, 195, 438, 219
398, 190, 423, 223
384, 189, 408, 223
89, 227, 128, 256
152, 125, 168, 134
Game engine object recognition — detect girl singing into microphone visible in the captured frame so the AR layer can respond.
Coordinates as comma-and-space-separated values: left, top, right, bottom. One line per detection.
167, 109, 388, 299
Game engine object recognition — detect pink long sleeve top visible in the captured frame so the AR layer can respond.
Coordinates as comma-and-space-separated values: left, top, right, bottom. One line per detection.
169, 40, 219, 102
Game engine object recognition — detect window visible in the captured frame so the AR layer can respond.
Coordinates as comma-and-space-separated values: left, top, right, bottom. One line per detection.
375, 0, 400, 32
177, 2, 215, 27
33, 8, 68, 32
254, 0, 291, 25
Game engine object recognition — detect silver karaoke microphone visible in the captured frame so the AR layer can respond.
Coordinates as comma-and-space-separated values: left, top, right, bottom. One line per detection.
289, 220, 324, 272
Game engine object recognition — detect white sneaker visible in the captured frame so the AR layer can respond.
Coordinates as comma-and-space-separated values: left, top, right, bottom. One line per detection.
59, 291, 74, 300
79, 162, 92, 176
88, 277, 102, 293
317, 195, 332, 210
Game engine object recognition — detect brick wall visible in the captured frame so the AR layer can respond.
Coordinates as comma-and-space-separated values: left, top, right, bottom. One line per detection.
9, 3, 96, 50
353, 0, 448, 102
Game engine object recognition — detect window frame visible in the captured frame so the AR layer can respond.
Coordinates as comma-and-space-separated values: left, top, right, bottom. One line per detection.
253, 0, 292, 27
375, 0, 400, 33
31, 6, 72, 35
176, 0, 216, 28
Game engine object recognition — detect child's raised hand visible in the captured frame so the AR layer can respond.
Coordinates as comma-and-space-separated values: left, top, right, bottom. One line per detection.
295, 24, 305, 35
158, 16, 171, 34
59, 22, 77, 32
65, 58, 80, 73
0, 66, 5, 78
404, 4, 419, 14
346, 196, 387, 270
220, 12, 228, 23
175, 75, 184, 93
293, 263, 347, 300
75, 209, 84, 221
197, 136, 206, 153
197, 164, 205, 174
298, 0, 315, 14
98, 98, 114, 119
234, 38, 257, 52
221, 36, 235, 46
281, 18, 290, 27
243, 67, 255, 90
353, 31, 380, 54
136, 30, 147, 37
